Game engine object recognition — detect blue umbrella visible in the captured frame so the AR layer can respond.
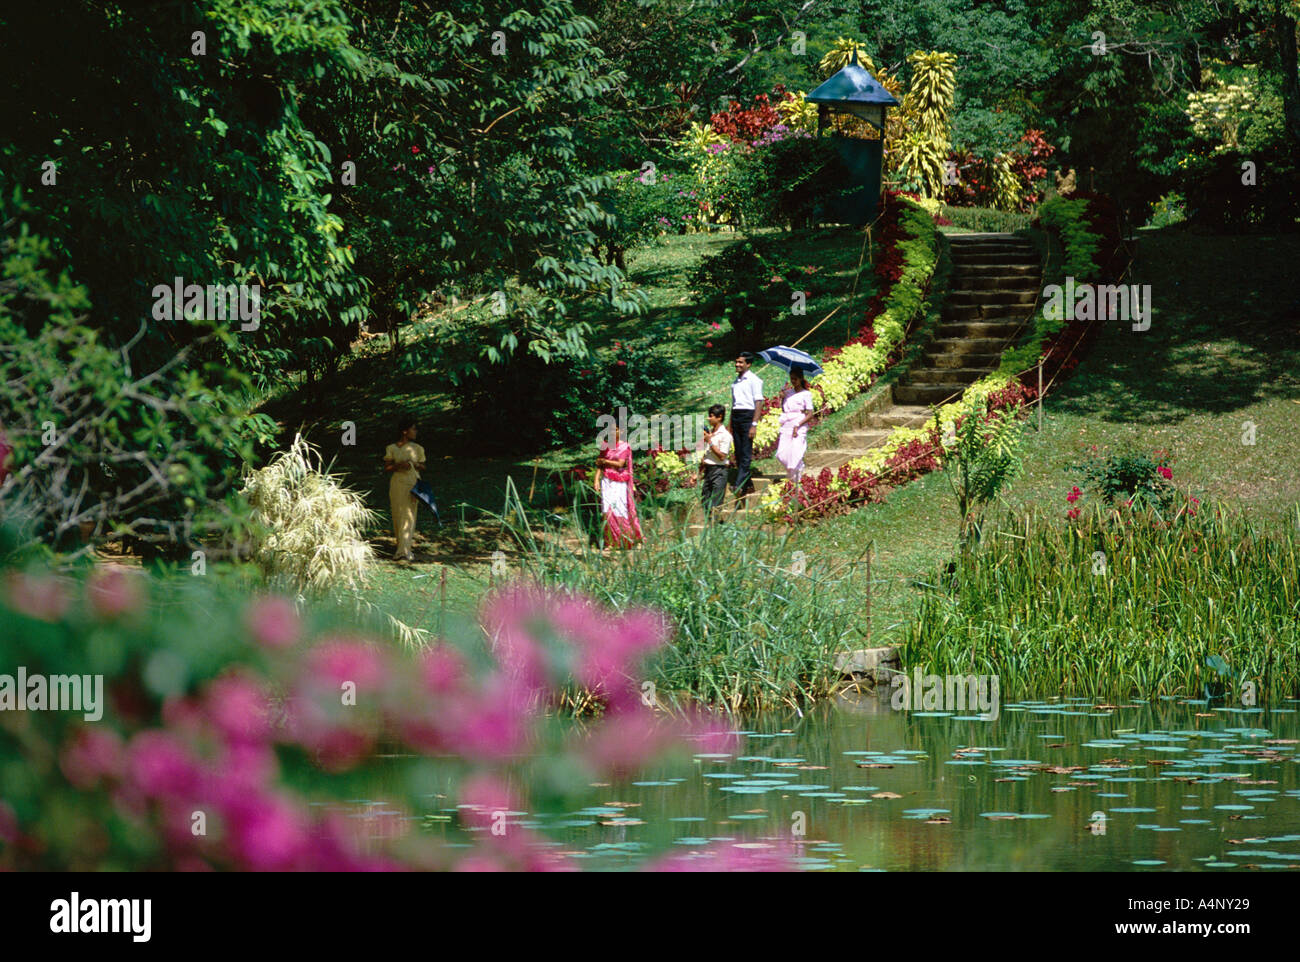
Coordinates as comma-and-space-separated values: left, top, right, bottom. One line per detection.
411, 480, 442, 526
758, 345, 823, 377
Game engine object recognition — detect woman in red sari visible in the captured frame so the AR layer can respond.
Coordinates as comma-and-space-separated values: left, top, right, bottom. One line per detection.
594, 427, 643, 549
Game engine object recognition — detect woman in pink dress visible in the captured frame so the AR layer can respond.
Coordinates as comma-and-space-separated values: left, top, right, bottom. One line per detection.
594, 427, 643, 549
775, 369, 817, 483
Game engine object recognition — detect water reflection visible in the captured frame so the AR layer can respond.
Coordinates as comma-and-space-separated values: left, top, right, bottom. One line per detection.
549, 695, 1300, 870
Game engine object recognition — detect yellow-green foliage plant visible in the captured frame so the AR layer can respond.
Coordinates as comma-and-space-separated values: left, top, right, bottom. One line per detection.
898, 51, 957, 198
776, 91, 819, 133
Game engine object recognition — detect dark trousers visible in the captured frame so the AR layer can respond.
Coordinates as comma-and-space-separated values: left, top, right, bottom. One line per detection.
700, 463, 728, 518
730, 408, 755, 491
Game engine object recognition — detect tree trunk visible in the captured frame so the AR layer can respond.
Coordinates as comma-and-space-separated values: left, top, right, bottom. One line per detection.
1275, 12, 1300, 149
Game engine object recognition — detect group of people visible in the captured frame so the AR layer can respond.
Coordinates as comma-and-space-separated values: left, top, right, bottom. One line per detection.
380, 352, 821, 560
595, 351, 819, 549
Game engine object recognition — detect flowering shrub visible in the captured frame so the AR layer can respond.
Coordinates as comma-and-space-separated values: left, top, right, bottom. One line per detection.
1069, 448, 1178, 514
642, 447, 700, 494
0, 564, 793, 871
596, 167, 695, 254
944, 129, 1056, 212
760, 380, 1034, 524
675, 86, 839, 230
708, 88, 794, 144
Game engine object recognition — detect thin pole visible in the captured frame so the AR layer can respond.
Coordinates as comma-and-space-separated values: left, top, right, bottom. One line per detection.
865, 544, 872, 637
439, 565, 447, 637
1037, 362, 1043, 432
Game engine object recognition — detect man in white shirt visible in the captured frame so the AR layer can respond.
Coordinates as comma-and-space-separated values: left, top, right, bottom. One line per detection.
730, 352, 764, 495
699, 404, 732, 521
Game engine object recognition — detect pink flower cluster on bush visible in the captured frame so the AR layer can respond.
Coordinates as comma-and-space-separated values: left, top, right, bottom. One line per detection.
1, 569, 784, 872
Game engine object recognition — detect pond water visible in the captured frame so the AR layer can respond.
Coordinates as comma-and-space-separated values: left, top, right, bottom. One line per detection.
356, 696, 1300, 871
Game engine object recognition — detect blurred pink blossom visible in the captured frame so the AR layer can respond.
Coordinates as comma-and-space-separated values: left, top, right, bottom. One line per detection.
306, 637, 388, 692
86, 566, 144, 619
246, 596, 300, 650
5, 571, 70, 621
60, 727, 125, 789
206, 673, 271, 745
224, 792, 310, 871
126, 731, 200, 799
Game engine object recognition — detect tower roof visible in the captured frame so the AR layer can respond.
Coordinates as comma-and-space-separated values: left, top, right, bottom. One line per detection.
806, 52, 901, 107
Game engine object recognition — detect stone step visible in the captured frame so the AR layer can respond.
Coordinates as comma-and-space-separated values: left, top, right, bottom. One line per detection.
950, 246, 1035, 259
956, 251, 1040, 265
864, 407, 932, 429
929, 336, 1012, 353
948, 289, 1038, 306
945, 303, 1036, 321
954, 261, 1039, 275
804, 449, 862, 469
935, 320, 1025, 338
903, 366, 992, 386
836, 429, 892, 447
922, 350, 1004, 369
952, 273, 1041, 291
893, 383, 970, 406
947, 232, 1029, 242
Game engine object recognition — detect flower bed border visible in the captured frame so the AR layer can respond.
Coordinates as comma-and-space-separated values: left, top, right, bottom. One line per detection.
762, 191, 1122, 523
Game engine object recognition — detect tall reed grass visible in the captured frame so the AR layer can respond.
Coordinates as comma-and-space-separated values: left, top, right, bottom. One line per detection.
900, 503, 1300, 700
500, 484, 870, 711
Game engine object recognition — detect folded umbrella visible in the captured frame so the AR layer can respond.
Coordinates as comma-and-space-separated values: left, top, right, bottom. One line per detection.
411, 480, 442, 525
758, 345, 823, 377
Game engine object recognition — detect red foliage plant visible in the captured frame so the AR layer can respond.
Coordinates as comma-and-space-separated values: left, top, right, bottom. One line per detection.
709, 86, 795, 143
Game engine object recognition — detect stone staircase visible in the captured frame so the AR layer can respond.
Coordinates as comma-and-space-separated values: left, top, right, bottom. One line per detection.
892, 232, 1040, 406
681, 232, 1041, 533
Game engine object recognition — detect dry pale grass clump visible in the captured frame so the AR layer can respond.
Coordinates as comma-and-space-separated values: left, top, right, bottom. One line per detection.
240, 435, 376, 593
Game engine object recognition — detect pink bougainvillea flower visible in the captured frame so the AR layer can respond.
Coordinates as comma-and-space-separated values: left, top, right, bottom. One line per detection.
207, 741, 278, 802
419, 645, 468, 694
224, 792, 311, 871
6, 570, 71, 622
480, 586, 555, 690
305, 637, 388, 692
576, 709, 691, 780
205, 673, 271, 745
442, 673, 535, 759
709, 321, 721, 330
245, 596, 300, 650
126, 731, 200, 799
86, 566, 144, 619
60, 727, 125, 789
1157, 466, 1172, 480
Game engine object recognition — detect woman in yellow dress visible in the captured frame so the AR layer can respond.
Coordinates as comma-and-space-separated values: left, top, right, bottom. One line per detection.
383, 418, 426, 562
